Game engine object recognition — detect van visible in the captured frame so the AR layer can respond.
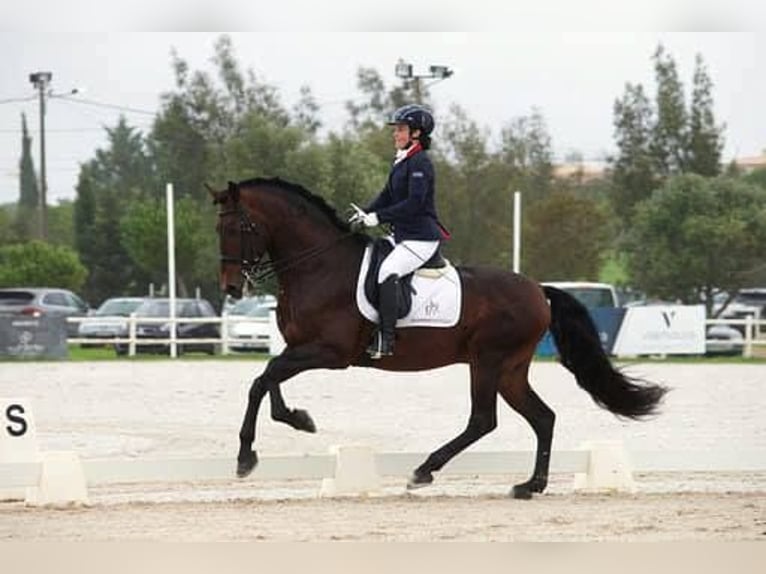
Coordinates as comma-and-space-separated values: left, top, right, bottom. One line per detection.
541, 281, 619, 309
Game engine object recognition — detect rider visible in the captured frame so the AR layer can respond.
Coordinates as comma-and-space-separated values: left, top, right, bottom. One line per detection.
350, 103, 448, 358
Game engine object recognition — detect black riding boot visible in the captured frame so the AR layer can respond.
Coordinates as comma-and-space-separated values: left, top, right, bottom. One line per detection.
370, 275, 399, 358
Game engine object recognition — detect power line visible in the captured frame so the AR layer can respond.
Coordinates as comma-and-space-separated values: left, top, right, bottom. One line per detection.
53, 95, 157, 116
0, 95, 36, 105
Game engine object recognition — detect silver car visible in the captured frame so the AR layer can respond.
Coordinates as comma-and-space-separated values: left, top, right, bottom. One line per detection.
77, 297, 147, 347
0, 287, 90, 336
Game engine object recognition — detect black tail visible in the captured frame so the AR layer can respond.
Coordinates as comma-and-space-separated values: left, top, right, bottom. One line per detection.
542, 286, 667, 419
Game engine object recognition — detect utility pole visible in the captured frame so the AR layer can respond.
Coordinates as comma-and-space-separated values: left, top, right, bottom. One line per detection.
29, 71, 52, 240
395, 59, 454, 104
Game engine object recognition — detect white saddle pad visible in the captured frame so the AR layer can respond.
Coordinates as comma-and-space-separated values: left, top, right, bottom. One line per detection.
355, 243, 463, 328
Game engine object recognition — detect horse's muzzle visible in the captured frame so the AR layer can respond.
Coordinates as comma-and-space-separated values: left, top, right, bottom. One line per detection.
225, 284, 243, 299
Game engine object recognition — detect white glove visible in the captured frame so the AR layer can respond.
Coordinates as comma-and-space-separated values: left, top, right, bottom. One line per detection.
361, 212, 379, 227
349, 210, 379, 228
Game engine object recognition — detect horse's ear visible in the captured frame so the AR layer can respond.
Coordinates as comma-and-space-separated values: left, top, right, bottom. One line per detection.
204, 183, 217, 203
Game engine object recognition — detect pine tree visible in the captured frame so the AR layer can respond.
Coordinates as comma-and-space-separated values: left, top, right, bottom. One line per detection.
15, 113, 40, 239
18, 113, 39, 209
611, 83, 657, 222
651, 45, 688, 176
687, 54, 724, 176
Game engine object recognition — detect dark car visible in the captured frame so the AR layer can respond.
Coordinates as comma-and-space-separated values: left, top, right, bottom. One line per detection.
114, 298, 219, 356
0, 287, 90, 336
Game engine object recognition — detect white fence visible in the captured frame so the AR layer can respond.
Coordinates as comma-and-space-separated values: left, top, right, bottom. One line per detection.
67, 312, 282, 357
66, 315, 766, 358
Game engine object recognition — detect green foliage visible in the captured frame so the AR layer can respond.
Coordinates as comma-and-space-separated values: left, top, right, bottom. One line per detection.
522, 191, 615, 281
18, 113, 39, 211
651, 45, 688, 176
625, 174, 766, 316
47, 201, 75, 249
687, 54, 724, 177
73, 122, 154, 305
611, 83, 657, 222
121, 197, 216, 297
744, 167, 766, 190
499, 108, 554, 202
610, 45, 725, 224
0, 241, 87, 292
0, 206, 19, 246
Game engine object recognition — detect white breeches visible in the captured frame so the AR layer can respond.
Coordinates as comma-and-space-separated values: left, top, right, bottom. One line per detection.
378, 240, 440, 283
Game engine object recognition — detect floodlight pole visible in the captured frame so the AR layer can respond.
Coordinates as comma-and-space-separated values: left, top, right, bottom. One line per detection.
395, 59, 454, 104
29, 71, 52, 240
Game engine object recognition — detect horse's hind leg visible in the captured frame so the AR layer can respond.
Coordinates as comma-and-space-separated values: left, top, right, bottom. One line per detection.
498, 359, 556, 499
408, 358, 499, 489
268, 383, 316, 432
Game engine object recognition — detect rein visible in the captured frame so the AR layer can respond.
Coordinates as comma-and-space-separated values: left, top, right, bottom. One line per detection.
217, 202, 356, 289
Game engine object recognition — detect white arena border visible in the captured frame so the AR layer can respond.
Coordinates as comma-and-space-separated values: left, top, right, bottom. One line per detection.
2, 444, 765, 506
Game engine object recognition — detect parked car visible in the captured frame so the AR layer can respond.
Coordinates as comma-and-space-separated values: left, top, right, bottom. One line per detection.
225, 295, 277, 353
77, 297, 147, 347
0, 287, 90, 336
114, 298, 219, 356
705, 324, 745, 356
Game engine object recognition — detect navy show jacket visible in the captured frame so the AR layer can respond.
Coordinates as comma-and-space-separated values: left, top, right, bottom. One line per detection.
365, 149, 445, 242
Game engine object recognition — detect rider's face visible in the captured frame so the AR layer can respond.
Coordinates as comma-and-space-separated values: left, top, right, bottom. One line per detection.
392, 124, 421, 150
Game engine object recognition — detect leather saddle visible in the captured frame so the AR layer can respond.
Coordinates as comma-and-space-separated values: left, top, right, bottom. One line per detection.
363, 238, 446, 319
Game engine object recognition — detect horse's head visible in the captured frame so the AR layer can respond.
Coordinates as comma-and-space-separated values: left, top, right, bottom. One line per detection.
208, 181, 269, 299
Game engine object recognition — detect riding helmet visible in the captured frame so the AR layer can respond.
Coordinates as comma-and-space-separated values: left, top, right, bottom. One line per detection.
387, 104, 435, 136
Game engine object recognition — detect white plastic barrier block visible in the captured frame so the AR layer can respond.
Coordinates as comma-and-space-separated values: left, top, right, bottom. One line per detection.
573, 440, 636, 494
320, 445, 381, 497
25, 451, 89, 507
0, 398, 41, 501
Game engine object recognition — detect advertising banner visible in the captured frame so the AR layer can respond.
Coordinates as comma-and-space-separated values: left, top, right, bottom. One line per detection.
611, 305, 705, 356
0, 316, 68, 359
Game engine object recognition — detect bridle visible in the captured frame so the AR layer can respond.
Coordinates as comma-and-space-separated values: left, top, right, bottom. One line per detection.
216, 197, 357, 290
216, 202, 265, 288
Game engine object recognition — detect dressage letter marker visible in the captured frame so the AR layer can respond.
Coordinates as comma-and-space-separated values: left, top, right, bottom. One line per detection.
0, 398, 40, 501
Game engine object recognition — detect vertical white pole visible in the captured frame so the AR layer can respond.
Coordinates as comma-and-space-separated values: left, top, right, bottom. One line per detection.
166, 183, 178, 358
513, 191, 522, 274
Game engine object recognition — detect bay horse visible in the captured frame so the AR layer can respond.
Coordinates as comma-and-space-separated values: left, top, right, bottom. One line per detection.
210, 177, 666, 499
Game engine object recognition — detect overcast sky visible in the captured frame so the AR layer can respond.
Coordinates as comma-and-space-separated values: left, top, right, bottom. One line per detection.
0, 31, 763, 205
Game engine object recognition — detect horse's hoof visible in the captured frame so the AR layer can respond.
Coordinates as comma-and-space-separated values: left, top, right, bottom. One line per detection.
510, 484, 533, 500
236, 450, 258, 478
407, 471, 434, 490
292, 409, 316, 433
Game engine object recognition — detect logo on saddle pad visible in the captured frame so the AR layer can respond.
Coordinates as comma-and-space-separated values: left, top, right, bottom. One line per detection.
355, 239, 462, 328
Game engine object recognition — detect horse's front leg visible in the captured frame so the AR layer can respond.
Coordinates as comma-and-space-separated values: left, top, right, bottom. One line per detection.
237, 343, 345, 478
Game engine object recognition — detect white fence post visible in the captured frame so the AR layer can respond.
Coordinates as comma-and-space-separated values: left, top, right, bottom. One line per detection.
744, 314, 753, 358
221, 312, 230, 356
128, 313, 137, 357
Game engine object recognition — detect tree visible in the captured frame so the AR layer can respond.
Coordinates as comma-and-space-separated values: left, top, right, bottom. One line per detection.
16, 113, 39, 240
120, 197, 215, 297
610, 83, 657, 222
73, 119, 154, 304
499, 108, 555, 202
0, 241, 87, 292
651, 45, 688, 176
625, 174, 766, 317
18, 113, 39, 210
687, 54, 724, 177
522, 191, 615, 281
